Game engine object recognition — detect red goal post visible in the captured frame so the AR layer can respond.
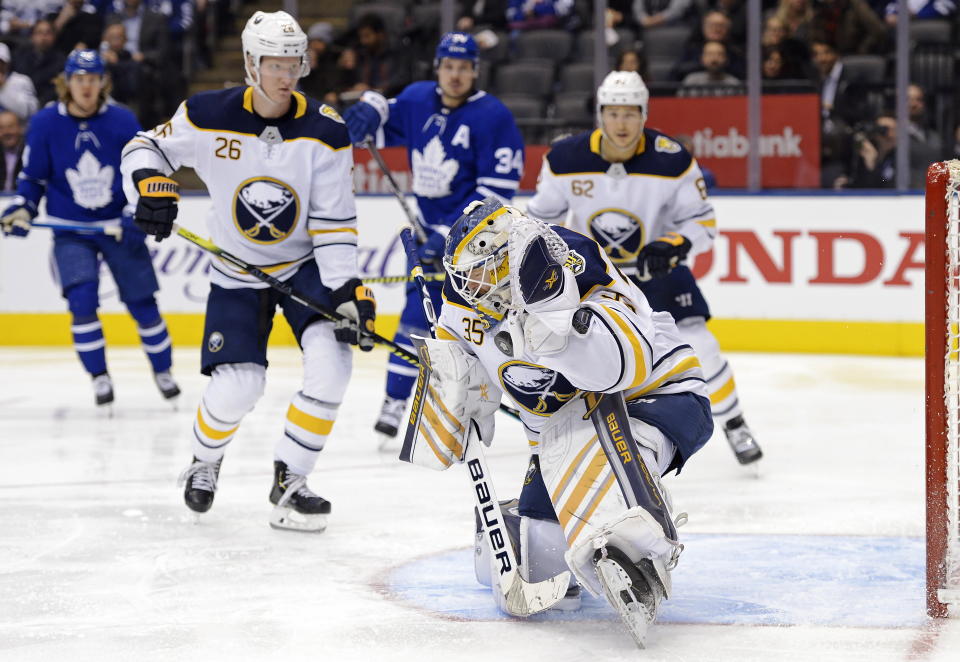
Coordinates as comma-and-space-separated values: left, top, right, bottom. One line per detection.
927, 159, 960, 617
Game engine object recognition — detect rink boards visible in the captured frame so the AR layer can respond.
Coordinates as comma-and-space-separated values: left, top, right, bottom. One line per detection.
0, 193, 924, 355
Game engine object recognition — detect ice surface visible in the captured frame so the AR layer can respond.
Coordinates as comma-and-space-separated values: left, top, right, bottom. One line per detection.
1, 347, 957, 661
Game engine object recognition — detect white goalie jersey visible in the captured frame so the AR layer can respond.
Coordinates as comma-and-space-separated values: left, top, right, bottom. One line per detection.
527, 128, 717, 267
120, 86, 359, 290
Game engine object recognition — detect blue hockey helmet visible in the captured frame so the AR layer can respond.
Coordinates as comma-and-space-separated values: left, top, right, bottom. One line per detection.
434, 32, 479, 69
65, 49, 105, 78
443, 198, 514, 324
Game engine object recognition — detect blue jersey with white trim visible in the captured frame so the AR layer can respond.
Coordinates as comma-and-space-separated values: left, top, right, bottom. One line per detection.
17, 102, 141, 225
383, 81, 524, 231
120, 86, 358, 290
437, 224, 708, 439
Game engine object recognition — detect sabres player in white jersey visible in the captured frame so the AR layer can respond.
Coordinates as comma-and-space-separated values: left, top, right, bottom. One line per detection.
527, 71, 762, 466
403, 198, 713, 646
342, 32, 524, 442
119, 11, 376, 533
0, 49, 179, 409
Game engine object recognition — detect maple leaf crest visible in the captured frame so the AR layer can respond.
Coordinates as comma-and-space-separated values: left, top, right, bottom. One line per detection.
65, 151, 114, 210
411, 136, 459, 198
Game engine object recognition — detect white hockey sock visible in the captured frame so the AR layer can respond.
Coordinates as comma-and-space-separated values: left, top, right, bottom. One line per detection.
275, 391, 339, 476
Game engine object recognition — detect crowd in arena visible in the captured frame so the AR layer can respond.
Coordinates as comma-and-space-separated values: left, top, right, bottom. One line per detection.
0, 0, 957, 189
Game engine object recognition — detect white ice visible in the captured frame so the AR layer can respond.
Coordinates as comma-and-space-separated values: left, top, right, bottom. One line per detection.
1, 346, 958, 661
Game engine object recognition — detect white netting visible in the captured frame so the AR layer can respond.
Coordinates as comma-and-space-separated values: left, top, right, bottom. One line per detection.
945, 159, 960, 602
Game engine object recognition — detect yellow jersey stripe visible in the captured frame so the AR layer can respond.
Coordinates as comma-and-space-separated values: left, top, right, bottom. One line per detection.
629, 355, 702, 398
437, 327, 458, 341
601, 304, 647, 389
550, 434, 598, 503
286, 403, 334, 436
196, 407, 238, 441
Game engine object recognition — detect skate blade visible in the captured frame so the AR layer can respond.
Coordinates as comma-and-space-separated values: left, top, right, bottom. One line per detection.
594, 558, 653, 648
376, 432, 398, 453
97, 402, 115, 419
269, 505, 327, 533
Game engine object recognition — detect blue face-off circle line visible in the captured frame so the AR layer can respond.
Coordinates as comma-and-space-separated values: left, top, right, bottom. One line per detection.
374, 533, 927, 629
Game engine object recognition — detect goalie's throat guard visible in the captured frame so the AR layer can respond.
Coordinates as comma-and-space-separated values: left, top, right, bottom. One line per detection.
584, 392, 677, 541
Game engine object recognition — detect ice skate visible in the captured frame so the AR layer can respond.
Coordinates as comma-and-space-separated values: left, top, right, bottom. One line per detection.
593, 544, 666, 649
92, 373, 114, 415
724, 415, 763, 466
154, 370, 181, 408
177, 456, 221, 515
268, 461, 330, 533
374, 396, 406, 449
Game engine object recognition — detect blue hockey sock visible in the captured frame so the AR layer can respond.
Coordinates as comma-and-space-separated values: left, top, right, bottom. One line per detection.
127, 298, 172, 373
71, 314, 107, 377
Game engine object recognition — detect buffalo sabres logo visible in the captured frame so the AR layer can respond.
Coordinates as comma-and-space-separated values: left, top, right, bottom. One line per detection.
233, 177, 300, 244
498, 361, 579, 416
588, 208, 644, 264
208, 331, 224, 353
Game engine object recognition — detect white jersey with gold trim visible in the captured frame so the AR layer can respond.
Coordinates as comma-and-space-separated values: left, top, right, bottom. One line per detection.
526, 128, 716, 267
120, 86, 358, 290
436, 224, 707, 441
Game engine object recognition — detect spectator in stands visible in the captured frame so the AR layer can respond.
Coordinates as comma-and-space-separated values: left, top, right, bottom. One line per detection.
809, 0, 888, 55
884, 0, 957, 25
679, 41, 742, 96
107, 0, 168, 127
773, 0, 813, 41
300, 22, 347, 107
506, 0, 574, 31
761, 14, 808, 78
13, 19, 65, 107
907, 83, 942, 156
672, 9, 744, 81
54, 0, 106, 54
709, 0, 747, 43
342, 13, 410, 99
0, 0, 61, 40
811, 39, 861, 186
633, 0, 693, 29
616, 48, 650, 80
0, 110, 24, 192
457, 0, 510, 31
100, 22, 139, 109
840, 110, 936, 188
953, 124, 960, 159
0, 44, 39, 120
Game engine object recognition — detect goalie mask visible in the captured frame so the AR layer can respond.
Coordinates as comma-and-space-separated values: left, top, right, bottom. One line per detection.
444, 199, 515, 325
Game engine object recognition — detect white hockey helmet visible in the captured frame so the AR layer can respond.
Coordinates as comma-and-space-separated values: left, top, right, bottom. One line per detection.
596, 70, 649, 125
241, 11, 309, 86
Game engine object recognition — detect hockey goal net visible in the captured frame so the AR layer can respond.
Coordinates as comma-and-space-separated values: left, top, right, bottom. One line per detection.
927, 159, 960, 617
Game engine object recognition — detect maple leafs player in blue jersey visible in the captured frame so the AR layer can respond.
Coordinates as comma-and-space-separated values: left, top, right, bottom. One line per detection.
342, 32, 525, 441
0, 49, 179, 410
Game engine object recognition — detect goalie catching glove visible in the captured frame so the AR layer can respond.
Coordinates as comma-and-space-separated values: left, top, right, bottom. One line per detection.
636, 232, 691, 280
131, 168, 179, 241
331, 278, 376, 351
406, 338, 502, 471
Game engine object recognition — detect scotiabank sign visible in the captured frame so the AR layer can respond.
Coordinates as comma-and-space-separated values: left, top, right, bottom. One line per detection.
649, 94, 821, 188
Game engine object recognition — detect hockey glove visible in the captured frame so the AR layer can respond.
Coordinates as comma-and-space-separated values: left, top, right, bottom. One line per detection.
416, 228, 447, 264
0, 196, 37, 237
343, 91, 388, 145
636, 232, 692, 280
331, 278, 377, 351
131, 168, 179, 241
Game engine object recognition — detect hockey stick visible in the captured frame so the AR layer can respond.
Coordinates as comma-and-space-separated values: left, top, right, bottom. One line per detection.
363, 272, 446, 284
364, 141, 428, 243
172, 223, 421, 367
396, 228, 567, 617
33, 221, 123, 238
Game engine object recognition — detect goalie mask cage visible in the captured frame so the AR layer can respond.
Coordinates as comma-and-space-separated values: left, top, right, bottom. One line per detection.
927, 159, 960, 617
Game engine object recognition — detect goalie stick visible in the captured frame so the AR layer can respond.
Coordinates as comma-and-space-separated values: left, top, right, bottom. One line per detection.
396, 228, 569, 617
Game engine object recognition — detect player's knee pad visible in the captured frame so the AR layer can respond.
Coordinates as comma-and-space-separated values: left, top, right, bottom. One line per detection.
65, 281, 99, 318
301, 321, 352, 403
204, 362, 266, 423
125, 296, 161, 325
676, 316, 724, 375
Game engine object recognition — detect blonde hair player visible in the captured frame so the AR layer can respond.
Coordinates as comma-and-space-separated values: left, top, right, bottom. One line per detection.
527, 71, 763, 466
120, 11, 375, 532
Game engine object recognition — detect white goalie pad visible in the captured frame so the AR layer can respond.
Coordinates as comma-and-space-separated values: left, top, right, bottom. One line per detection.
403, 337, 502, 471
537, 397, 678, 598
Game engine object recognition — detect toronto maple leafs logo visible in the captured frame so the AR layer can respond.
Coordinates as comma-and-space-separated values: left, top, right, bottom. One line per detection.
588, 208, 644, 263
499, 361, 579, 416
411, 135, 458, 198
65, 151, 114, 210
233, 177, 299, 244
